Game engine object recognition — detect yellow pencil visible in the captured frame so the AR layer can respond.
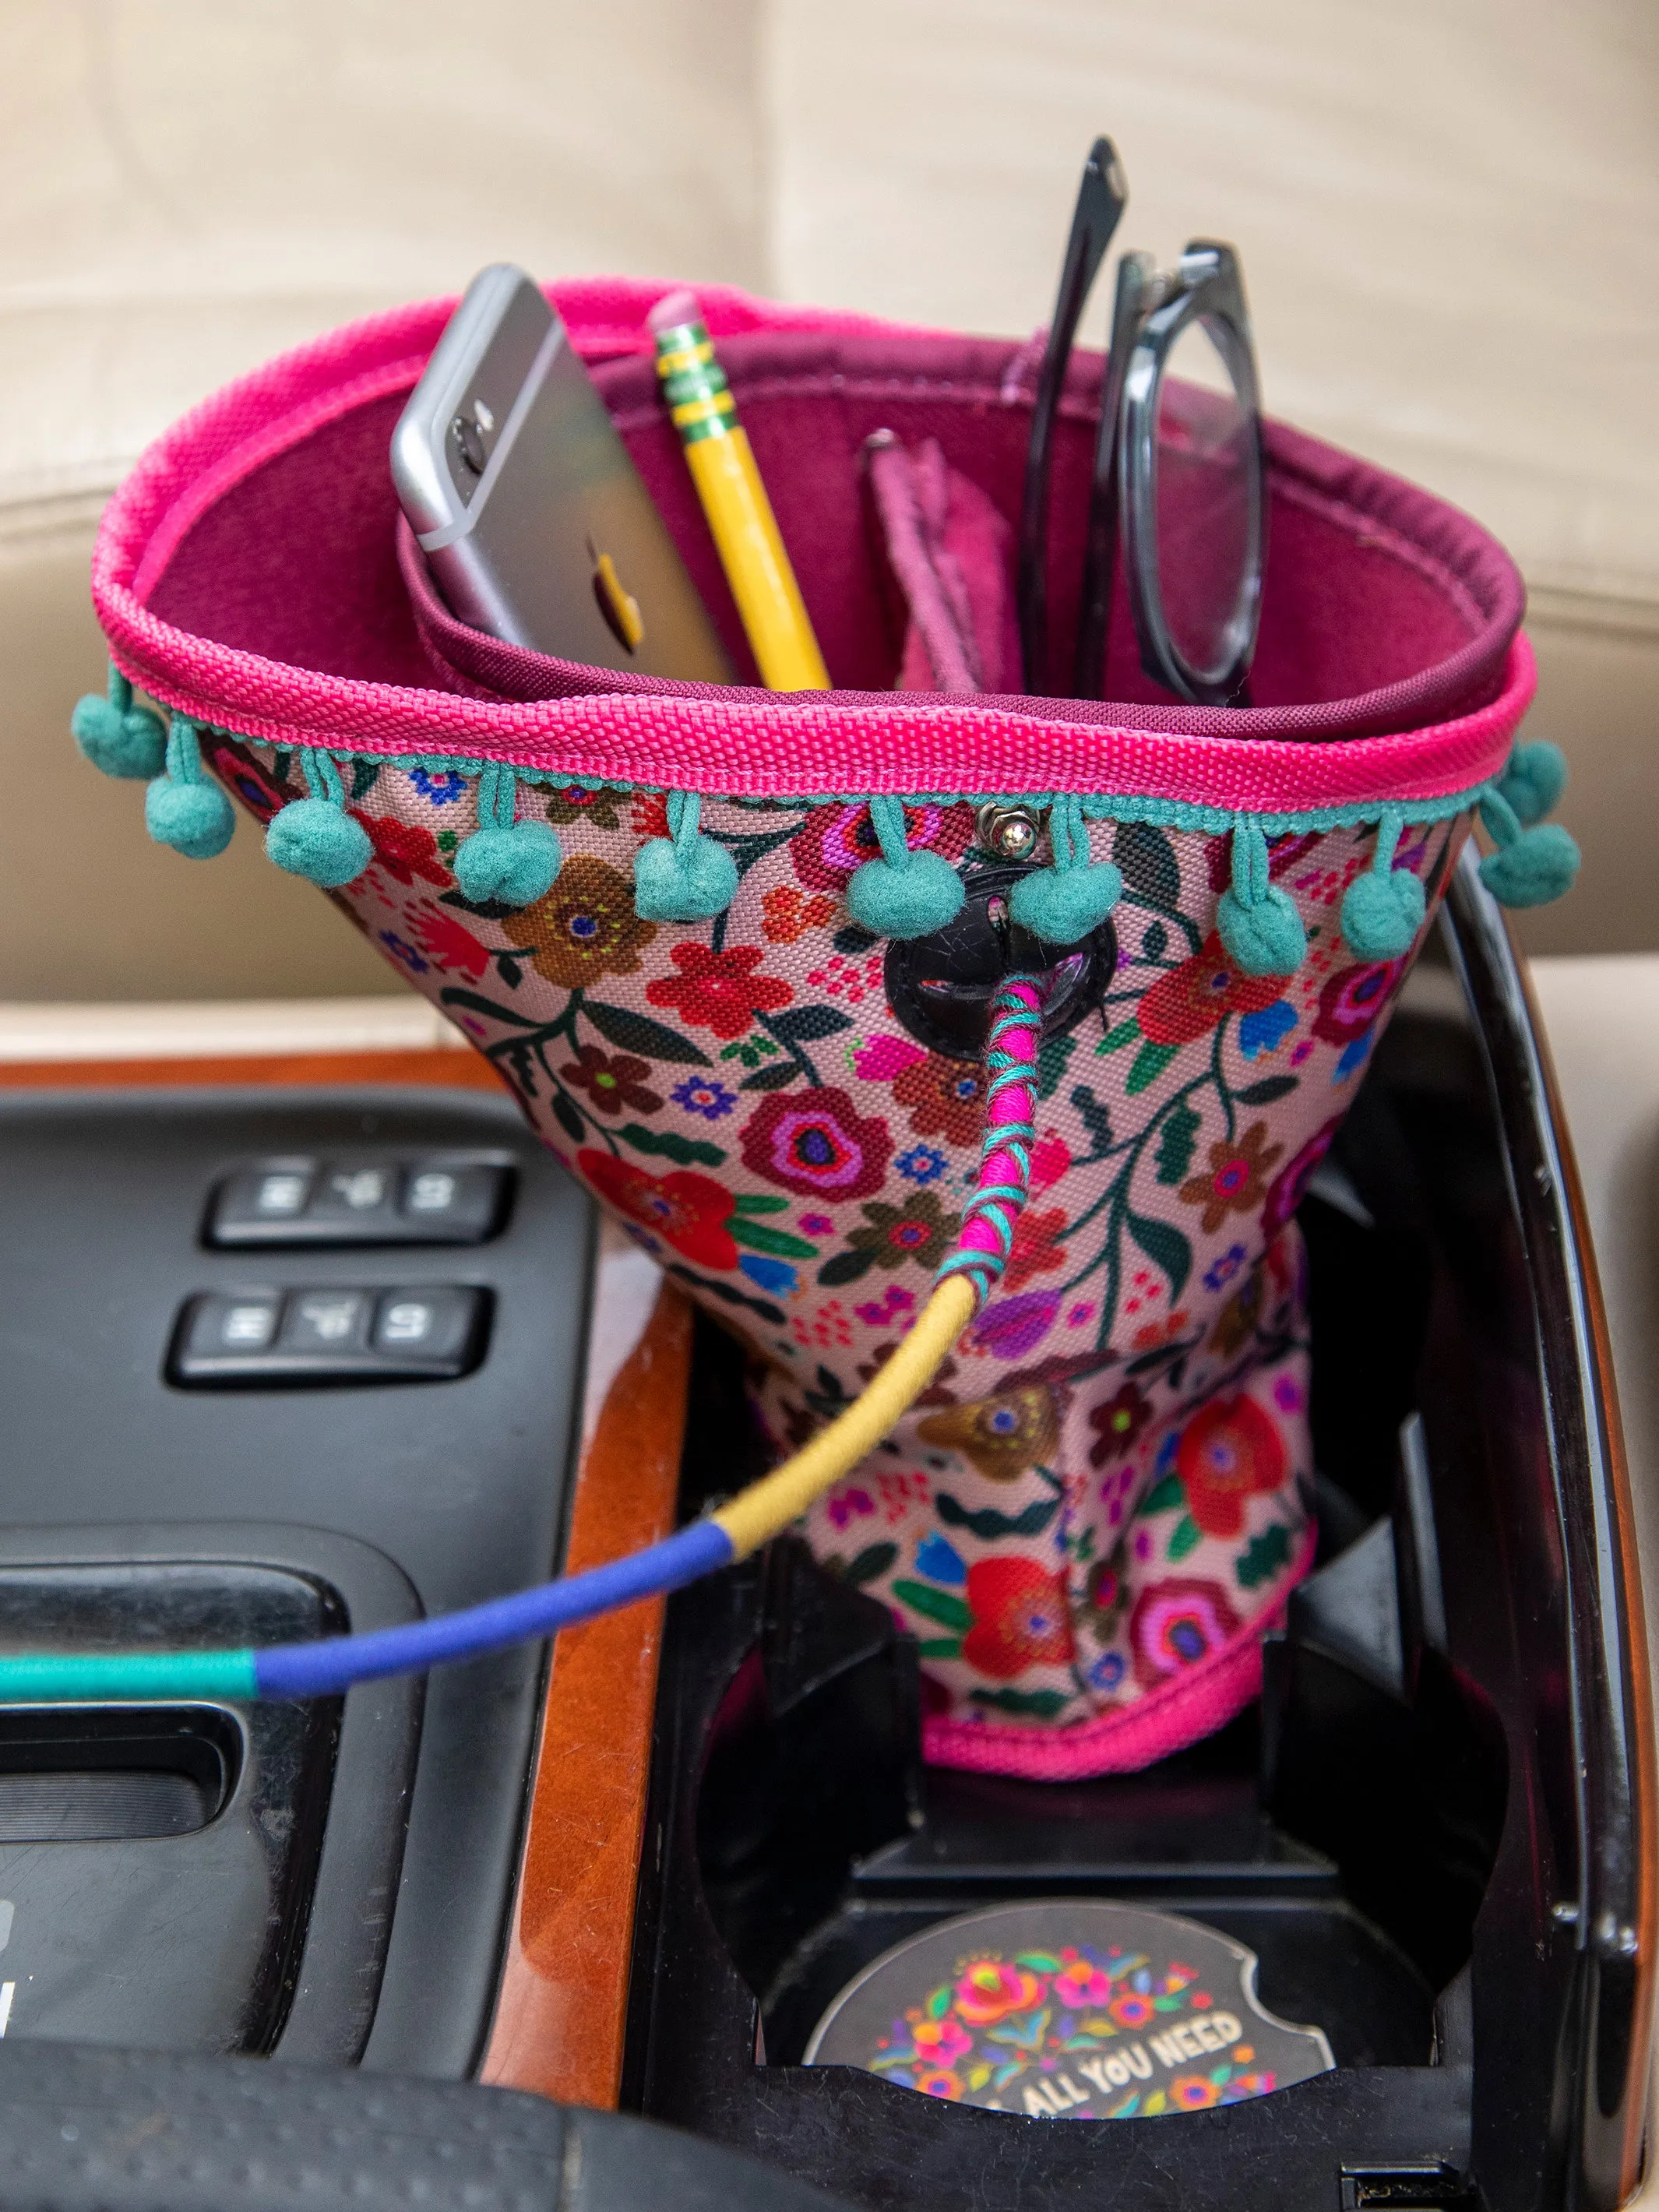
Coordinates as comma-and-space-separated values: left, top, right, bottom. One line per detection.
648, 288, 830, 691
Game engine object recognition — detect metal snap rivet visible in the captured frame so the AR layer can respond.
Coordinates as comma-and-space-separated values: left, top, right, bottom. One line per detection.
977, 804, 1042, 863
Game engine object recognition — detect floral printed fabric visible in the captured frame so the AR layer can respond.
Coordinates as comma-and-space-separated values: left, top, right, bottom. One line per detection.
206, 737, 1466, 1773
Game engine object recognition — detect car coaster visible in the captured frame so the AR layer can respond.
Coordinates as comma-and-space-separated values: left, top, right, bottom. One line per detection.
802, 1900, 1334, 2119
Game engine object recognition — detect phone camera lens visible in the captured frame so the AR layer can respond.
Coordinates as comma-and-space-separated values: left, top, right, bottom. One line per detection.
449, 413, 488, 478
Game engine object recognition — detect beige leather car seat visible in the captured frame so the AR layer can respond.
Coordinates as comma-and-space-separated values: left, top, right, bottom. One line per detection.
2, 0, 1651, 999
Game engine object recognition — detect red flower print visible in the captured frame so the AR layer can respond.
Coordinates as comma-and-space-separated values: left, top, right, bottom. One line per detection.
631, 791, 671, 840
1138, 933, 1285, 1046
739, 1087, 892, 1199
961, 1555, 1076, 1680
1259, 1115, 1342, 1239
1002, 1205, 1068, 1291
893, 1054, 987, 1147
578, 1150, 737, 1270
762, 884, 838, 943
1175, 1394, 1287, 1536
561, 1045, 663, 1118
1028, 1131, 1073, 1191
355, 812, 449, 887
646, 942, 793, 1041
1088, 1382, 1152, 1467
1129, 1575, 1241, 1689
408, 903, 489, 979
791, 800, 972, 892
1312, 957, 1404, 1046
953, 1959, 1045, 2024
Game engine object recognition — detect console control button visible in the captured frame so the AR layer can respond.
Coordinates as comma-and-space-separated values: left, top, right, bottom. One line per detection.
170, 1286, 489, 1386
207, 1159, 510, 1248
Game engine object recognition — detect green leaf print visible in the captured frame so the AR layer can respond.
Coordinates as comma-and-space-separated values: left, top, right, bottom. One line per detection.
349, 759, 382, 801
1167, 1513, 1201, 1562
1036, 1030, 1077, 1101
969, 1687, 1074, 1720
551, 1090, 585, 1145
619, 1123, 725, 1168
727, 1218, 818, 1259
1235, 1074, 1298, 1105
841, 1541, 898, 1587
1113, 820, 1182, 911
918, 1636, 963, 1661
1154, 1101, 1202, 1186
1139, 1472, 1185, 1516
769, 1005, 854, 1043
1097, 1016, 1140, 1056
732, 1192, 790, 1213
1235, 1522, 1294, 1590
1127, 1040, 1178, 1095
935, 1492, 1062, 1541
817, 1246, 877, 1288
583, 1000, 713, 1066
1126, 1207, 1192, 1301
739, 1061, 799, 1091
893, 1580, 974, 1632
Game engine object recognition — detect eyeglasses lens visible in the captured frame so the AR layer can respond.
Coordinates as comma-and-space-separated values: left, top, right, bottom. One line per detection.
1153, 319, 1253, 686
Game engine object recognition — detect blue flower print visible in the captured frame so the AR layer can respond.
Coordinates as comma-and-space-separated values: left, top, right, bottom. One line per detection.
896, 1143, 947, 1185
409, 769, 467, 806
914, 1533, 967, 1587
1334, 1030, 1375, 1084
671, 1076, 738, 1121
1203, 1242, 1248, 1292
1239, 999, 1297, 1060
379, 931, 428, 974
1088, 1650, 1126, 1692
738, 1254, 796, 1296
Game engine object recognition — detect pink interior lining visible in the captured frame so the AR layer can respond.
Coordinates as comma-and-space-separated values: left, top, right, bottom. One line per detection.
91, 277, 1531, 807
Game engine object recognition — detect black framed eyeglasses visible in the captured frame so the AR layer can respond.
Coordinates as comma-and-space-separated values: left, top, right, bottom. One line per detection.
1017, 140, 1266, 710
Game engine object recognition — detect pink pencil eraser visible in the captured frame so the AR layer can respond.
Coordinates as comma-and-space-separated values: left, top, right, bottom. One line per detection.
647, 287, 703, 335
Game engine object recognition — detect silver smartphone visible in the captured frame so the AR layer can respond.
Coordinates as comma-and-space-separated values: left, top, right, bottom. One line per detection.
391, 265, 733, 679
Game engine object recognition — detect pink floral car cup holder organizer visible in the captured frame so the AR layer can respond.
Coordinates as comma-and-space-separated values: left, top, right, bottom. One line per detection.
76, 276, 1580, 1779
801, 1899, 1333, 2119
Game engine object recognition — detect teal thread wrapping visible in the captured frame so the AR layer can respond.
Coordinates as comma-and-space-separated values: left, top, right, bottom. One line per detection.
634, 790, 738, 921
453, 762, 562, 907
846, 795, 965, 939
0, 1648, 259, 1704
145, 714, 235, 859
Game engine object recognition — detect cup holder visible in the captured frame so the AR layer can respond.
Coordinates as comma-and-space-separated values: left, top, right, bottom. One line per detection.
0, 1704, 240, 1842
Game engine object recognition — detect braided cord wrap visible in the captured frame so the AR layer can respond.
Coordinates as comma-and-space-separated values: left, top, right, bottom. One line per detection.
934, 976, 1044, 1310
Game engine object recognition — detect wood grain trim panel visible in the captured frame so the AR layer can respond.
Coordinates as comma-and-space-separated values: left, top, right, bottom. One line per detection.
0, 1050, 506, 1092
480, 1276, 691, 2107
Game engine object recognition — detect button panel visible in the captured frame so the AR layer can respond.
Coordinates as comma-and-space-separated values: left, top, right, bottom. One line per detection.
170, 1285, 490, 1386
207, 1157, 511, 1248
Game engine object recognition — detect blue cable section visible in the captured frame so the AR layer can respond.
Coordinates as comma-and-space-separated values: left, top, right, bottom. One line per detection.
255, 1518, 734, 1700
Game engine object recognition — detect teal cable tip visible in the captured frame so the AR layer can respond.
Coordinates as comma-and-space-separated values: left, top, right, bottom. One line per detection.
0, 1649, 259, 1704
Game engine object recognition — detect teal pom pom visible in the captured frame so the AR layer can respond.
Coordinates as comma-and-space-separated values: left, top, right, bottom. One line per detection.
847, 847, 965, 939
1497, 740, 1567, 827
454, 821, 562, 907
1340, 866, 1426, 958
72, 692, 167, 780
266, 798, 372, 888
1479, 822, 1580, 909
1217, 882, 1306, 976
1008, 861, 1122, 945
145, 775, 234, 861
634, 833, 738, 922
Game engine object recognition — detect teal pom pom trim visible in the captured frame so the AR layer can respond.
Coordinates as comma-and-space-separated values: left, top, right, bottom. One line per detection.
146, 773, 234, 860
266, 797, 372, 888
1479, 822, 1580, 908
1007, 794, 1122, 943
72, 664, 166, 780
143, 714, 234, 859
1495, 739, 1567, 827
1008, 861, 1123, 943
847, 798, 963, 939
455, 822, 562, 907
1340, 809, 1426, 957
453, 767, 562, 907
1216, 819, 1305, 977
633, 791, 738, 921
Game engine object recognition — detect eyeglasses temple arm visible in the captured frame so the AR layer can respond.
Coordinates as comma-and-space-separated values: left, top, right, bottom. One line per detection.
1016, 136, 1127, 697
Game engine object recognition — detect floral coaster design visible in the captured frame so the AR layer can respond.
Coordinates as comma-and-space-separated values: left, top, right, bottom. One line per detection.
804, 1899, 1333, 2118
